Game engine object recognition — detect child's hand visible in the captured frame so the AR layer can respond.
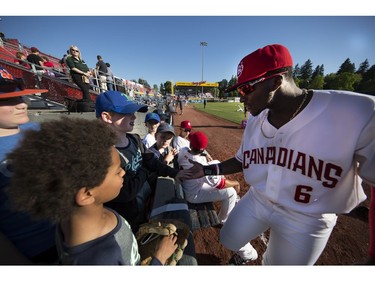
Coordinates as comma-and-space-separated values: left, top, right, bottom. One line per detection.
153, 235, 178, 265
164, 149, 176, 164
171, 148, 178, 156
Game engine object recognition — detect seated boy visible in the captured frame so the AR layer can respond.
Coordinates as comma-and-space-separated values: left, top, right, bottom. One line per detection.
6, 117, 177, 265
142, 112, 160, 149
148, 123, 179, 167
177, 131, 240, 224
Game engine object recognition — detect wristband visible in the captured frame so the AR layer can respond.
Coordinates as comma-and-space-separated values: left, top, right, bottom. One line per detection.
203, 163, 222, 176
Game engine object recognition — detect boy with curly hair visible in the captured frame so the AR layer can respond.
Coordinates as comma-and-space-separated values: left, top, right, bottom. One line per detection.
6, 117, 177, 265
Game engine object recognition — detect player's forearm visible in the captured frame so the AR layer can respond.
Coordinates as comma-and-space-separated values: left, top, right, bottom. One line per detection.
220, 157, 243, 175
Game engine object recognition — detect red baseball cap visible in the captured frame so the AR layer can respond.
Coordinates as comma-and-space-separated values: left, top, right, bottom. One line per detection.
30, 47, 40, 52
189, 131, 208, 151
180, 120, 192, 130
227, 44, 293, 92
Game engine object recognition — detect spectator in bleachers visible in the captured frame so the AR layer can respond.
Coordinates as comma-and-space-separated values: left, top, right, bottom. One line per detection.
41, 56, 54, 68
59, 50, 70, 74
65, 45, 92, 101
26, 47, 44, 71
96, 55, 108, 91
14, 52, 30, 69
106, 62, 114, 91
41, 56, 55, 77
0, 67, 57, 264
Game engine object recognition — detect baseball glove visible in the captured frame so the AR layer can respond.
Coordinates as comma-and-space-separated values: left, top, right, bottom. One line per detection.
135, 219, 190, 265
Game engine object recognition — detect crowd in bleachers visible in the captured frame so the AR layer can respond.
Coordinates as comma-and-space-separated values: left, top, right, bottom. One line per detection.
0, 33, 157, 104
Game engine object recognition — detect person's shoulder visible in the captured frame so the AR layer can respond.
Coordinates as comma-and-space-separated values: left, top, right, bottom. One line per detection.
179, 146, 189, 154
128, 133, 141, 141
21, 122, 40, 131
127, 133, 144, 148
316, 90, 375, 109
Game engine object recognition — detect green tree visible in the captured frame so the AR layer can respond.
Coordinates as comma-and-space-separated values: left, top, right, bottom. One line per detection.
138, 78, 150, 88
227, 75, 238, 97
293, 63, 301, 79
337, 58, 356, 74
164, 81, 172, 95
356, 64, 375, 93
309, 75, 324, 89
218, 79, 228, 98
153, 84, 159, 92
299, 59, 313, 89
324, 72, 361, 91
159, 83, 165, 95
312, 64, 324, 78
356, 59, 369, 75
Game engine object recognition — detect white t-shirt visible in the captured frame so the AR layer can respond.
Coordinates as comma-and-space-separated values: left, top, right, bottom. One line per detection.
142, 133, 156, 149
173, 136, 190, 151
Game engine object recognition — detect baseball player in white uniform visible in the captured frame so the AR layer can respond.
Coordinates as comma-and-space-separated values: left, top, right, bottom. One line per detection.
177, 132, 240, 224
187, 44, 375, 265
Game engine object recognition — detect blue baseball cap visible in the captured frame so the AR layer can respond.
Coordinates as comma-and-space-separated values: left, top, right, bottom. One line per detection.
95, 91, 148, 118
145, 112, 161, 123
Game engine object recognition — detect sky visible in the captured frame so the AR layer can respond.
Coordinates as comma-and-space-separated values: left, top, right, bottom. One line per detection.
1, 1, 374, 89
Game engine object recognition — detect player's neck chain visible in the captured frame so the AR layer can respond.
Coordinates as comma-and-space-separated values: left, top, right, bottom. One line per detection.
289, 89, 309, 121
261, 89, 309, 139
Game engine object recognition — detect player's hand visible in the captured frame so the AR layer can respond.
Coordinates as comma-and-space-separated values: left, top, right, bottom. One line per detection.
175, 160, 205, 182
187, 159, 205, 178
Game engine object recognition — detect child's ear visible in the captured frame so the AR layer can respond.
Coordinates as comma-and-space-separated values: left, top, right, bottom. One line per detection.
101, 112, 112, 123
75, 187, 95, 206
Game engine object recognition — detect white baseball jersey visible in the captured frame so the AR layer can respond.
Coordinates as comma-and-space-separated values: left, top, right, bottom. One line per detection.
236, 90, 375, 214
178, 147, 223, 198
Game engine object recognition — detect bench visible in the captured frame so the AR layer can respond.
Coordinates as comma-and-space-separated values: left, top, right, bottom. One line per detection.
188, 202, 221, 231
150, 177, 221, 230
150, 177, 221, 265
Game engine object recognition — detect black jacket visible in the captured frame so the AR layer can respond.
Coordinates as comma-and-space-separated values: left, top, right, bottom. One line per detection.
105, 133, 179, 231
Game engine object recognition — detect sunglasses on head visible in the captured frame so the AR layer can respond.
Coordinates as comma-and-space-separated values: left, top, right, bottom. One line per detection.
237, 72, 286, 97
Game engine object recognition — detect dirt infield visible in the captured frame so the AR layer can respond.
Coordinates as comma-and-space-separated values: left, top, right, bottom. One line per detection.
173, 104, 371, 265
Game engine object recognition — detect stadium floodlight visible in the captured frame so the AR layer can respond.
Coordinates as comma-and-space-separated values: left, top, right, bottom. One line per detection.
200, 41, 207, 96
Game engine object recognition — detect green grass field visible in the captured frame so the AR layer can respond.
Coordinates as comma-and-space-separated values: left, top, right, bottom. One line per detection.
192, 102, 247, 124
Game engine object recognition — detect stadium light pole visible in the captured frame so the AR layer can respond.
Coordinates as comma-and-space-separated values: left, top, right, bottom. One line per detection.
200, 41, 207, 96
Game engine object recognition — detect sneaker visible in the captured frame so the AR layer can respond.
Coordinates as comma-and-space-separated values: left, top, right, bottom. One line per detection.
229, 253, 256, 265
